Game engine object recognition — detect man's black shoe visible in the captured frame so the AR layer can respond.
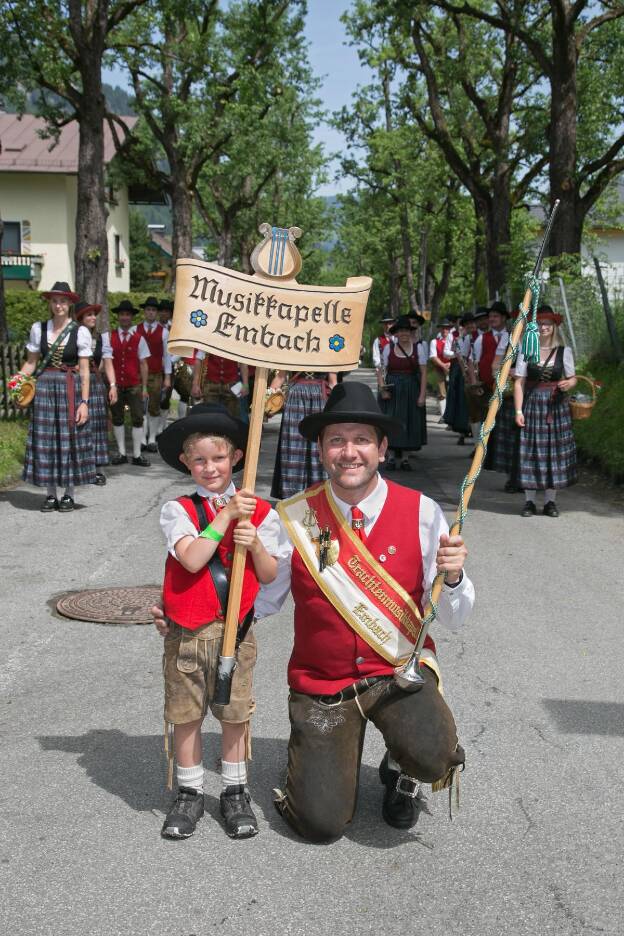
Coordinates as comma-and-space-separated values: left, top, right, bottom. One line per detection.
41, 496, 58, 512
161, 787, 204, 839
379, 753, 419, 830
520, 501, 537, 517
145, 442, 158, 453
220, 785, 258, 838
93, 472, 107, 486
58, 495, 75, 512
132, 455, 151, 467
111, 454, 128, 465
543, 501, 559, 518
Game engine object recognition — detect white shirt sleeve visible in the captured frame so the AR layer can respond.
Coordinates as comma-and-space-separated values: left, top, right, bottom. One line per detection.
495, 330, 509, 355
443, 332, 455, 358
563, 347, 575, 377
472, 334, 482, 363
372, 338, 382, 369
429, 338, 438, 359
160, 501, 198, 557
76, 325, 93, 357
100, 332, 113, 360
138, 337, 151, 361
419, 496, 475, 631
162, 329, 172, 374
417, 341, 429, 365
514, 350, 527, 378
381, 343, 391, 369
257, 507, 281, 556
26, 321, 42, 354
254, 521, 294, 619
195, 351, 205, 361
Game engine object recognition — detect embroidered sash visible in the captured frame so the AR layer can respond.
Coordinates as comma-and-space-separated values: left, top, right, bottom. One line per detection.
278, 481, 424, 665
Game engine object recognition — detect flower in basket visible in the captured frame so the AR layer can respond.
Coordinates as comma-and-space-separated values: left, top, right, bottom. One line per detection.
7, 372, 35, 407
7, 372, 27, 399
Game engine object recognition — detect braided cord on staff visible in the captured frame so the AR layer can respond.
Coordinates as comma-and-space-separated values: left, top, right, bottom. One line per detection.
415, 274, 542, 642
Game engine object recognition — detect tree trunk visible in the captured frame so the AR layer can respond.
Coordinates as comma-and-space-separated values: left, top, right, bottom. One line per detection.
0, 214, 7, 343
399, 202, 419, 313
218, 221, 234, 268
473, 215, 488, 303
170, 174, 194, 276
484, 174, 512, 297
388, 253, 402, 315
548, 6, 581, 259
74, 75, 109, 320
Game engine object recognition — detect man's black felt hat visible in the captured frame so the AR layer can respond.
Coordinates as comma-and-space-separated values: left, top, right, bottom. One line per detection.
489, 300, 508, 316
157, 404, 248, 474
298, 382, 401, 442
390, 314, 423, 333
140, 296, 160, 309
111, 299, 139, 315
159, 298, 174, 312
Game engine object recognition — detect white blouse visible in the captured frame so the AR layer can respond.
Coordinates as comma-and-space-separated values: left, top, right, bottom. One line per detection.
27, 321, 93, 357
381, 340, 429, 368
514, 346, 575, 378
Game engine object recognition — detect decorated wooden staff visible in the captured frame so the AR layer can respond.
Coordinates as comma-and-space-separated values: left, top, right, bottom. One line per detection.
395, 199, 561, 691
168, 224, 372, 704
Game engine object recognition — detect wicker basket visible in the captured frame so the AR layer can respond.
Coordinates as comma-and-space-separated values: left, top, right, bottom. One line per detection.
568, 375, 597, 420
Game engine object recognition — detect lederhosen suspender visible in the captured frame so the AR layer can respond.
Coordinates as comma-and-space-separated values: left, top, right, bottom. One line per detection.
190, 493, 254, 646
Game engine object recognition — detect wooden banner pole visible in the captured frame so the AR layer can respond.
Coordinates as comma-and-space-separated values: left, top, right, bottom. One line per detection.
213, 366, 269, 705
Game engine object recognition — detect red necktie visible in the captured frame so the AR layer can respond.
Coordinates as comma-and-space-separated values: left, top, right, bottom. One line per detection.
350, 506, 367, 543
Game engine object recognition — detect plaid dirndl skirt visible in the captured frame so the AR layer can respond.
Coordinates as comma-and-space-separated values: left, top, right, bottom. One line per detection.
90, 372, 110, 467
443, 362, 469, 434
484, 396, 518, 474
380, 372, 427, 450
271, 380, 328, 499
514, 386, 577, 490
23, 369, 96, 488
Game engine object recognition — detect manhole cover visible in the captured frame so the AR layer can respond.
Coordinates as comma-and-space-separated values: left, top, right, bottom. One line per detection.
56, 585, 161, 624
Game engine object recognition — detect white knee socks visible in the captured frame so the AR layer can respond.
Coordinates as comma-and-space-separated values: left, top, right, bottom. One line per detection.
177, 401, 188, 419
221, 760, 247, 789
132, 427, 143, 458
113, 425, 126, 456
148, 414, 161, 443
177, 763, 204, 793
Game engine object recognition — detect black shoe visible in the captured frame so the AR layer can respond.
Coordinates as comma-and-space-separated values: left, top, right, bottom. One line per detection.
457, 435, 465, 446
379, 753, 419, 830
543, 501, 559, 518
92, 472, 107, 486
111, 454, 128, 465
145, 442, 158, 453
161, 787, 204, 839
140, 443, 148, 452
131, 455, 151, 467
385, 456, 396, 471
41, 496, 58, 512
521, 501, 537, 517
399, 458, 411, 471
220, 785, 258, 838
58, 495, 75, 512
504, 480, 521, 493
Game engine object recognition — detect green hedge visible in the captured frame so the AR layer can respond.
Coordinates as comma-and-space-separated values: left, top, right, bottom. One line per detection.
574, 361, 624, 482
4, 290, 169, 341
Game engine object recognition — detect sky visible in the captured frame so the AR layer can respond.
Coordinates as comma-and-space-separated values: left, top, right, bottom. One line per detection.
103, 0, 369, 196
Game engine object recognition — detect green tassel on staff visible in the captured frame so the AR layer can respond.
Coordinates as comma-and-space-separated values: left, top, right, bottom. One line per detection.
521, 274, 542, 363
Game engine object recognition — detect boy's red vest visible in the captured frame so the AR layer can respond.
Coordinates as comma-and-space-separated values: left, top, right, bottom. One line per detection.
111, 329, 142, 388
288, 481, 436, 695
478, 330, 500, 388
136, 322, 165, 374
163, 494, 271, 631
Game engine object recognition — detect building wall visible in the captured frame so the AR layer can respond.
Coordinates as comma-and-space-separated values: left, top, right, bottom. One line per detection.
0, 171, 130, 294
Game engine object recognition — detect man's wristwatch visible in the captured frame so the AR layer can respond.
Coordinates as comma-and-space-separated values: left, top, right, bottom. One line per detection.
79, 399, 89, 405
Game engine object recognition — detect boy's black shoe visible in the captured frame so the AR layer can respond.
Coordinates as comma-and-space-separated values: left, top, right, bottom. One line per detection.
58, 495, 75, 512
379, 753, 419, 830
145, 442, 158, 453
132, 455, 151, 467
220, 785, 258, 838
41, 496, 58, 512
93, 472, 107, 486
161, 787, 204, 839
111, 454, 127, 465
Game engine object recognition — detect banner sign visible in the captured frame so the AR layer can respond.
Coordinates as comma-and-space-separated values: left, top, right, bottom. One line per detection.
167, 227, 372, 371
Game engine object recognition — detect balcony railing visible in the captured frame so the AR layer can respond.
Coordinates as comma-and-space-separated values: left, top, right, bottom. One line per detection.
1, 253, 44, 283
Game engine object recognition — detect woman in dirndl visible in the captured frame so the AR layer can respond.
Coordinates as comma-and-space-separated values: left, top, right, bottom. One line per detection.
442, 315, 471, 444
19, 281, 96, 511
378, 315, 428, 470
513, 305, 577, 518
75, 301, 117, 485
270, 370, 337, 499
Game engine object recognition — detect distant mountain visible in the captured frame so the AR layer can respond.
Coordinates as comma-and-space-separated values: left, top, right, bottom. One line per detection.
1, 83, 135, 117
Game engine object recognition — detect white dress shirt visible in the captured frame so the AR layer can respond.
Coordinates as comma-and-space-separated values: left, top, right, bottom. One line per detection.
255, 474, 475, 631
443, 331, 470, 359
372, 334, 395, 370
381, 340, 429, 368
27, 321, 93, 357
160, 481, 281, 558
97, 331, 113, 359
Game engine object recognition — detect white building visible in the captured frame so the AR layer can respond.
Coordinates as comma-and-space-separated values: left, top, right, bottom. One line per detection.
0, 111, 135, 293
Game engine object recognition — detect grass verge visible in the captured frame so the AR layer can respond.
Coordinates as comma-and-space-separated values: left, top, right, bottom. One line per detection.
0, 420, 28, 487
574, 362, 624, 482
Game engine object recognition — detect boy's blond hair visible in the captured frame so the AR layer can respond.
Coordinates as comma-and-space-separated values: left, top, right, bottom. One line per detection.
182, 433, 237, 458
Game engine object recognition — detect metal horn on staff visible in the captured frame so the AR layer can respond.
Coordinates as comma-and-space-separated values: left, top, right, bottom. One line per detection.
394, 199, 561, 692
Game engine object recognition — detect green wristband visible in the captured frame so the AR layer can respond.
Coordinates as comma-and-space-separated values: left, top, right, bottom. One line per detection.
199, 524, 224, 543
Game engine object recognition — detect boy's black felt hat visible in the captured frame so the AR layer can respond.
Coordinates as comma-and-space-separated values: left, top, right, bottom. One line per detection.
157, 404, 248, 474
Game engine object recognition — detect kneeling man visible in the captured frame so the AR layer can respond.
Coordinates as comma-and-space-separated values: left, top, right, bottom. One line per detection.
262, 381, 474, 841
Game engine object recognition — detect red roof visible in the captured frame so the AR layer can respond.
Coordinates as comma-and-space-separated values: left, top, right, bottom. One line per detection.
0, 111, 136, 173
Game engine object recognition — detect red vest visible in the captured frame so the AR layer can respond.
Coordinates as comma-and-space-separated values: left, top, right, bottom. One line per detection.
111, 329, 142, 388
204, 354, 239, 384
136, 322, 165, 374
478, 330, 499, 388
288, 481, 436, 694
162, 494, 271, 632
379, 334, 392, 352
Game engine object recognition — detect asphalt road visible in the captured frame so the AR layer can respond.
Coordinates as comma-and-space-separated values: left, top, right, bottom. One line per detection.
1, 374, 623, 936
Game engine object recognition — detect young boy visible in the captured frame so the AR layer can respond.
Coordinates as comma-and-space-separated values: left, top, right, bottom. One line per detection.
156, 404, 279, 839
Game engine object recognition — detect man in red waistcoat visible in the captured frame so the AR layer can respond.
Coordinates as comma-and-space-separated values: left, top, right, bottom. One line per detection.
262, 382, 474, 842
156, 405, 280, 839
191, 352, 249, 418
371, 313, 395, 400
429, 318, 453, 419
109, 300, 152, 467
469, 301, 510, 450
136, 296, 172, 452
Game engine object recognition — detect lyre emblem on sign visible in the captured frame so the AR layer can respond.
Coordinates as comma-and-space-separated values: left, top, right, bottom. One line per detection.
250, 223, 303, 281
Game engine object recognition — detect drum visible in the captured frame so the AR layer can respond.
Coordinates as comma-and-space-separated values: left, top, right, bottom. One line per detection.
173, 362, 193, 403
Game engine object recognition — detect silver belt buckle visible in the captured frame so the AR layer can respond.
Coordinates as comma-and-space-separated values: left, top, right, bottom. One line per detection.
396, 774, 419, 798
